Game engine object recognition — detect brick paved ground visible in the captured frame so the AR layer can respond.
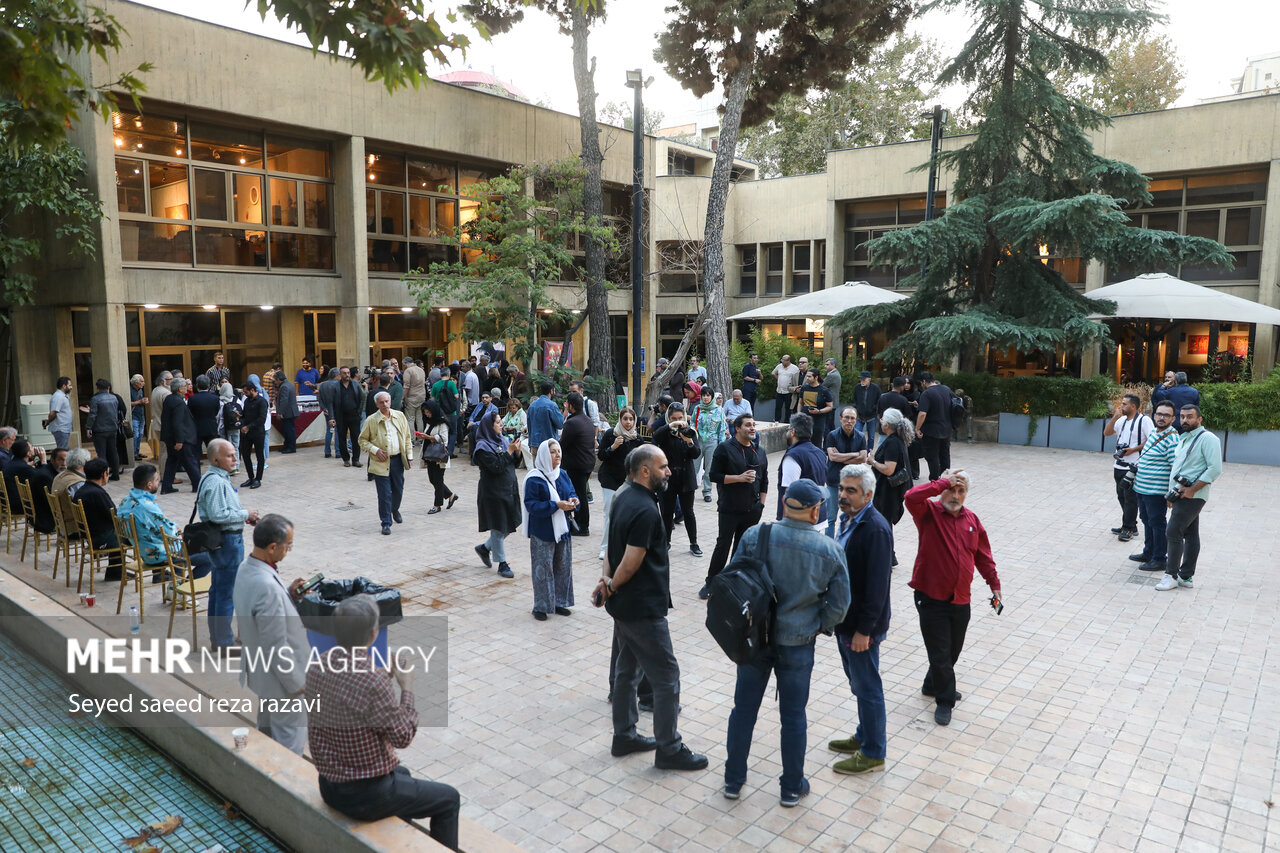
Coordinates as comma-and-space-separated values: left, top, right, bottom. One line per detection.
4, 439, 1279, 852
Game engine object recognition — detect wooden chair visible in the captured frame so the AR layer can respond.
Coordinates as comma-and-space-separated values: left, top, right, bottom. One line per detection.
55, 491, 87, 587
0, 482, 16, 554
66, 497, 121, 595
45, 486, 76, 586
16, 479, 54, 571
163, 530, 211, 645
112, 511, 149, 622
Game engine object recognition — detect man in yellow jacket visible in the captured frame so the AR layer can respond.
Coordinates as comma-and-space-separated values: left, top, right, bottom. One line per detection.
359, 391, 414, 535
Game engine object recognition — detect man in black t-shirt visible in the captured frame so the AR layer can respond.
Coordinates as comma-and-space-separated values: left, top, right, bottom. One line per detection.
596, 445, 709, 773
914, 371, 953, 481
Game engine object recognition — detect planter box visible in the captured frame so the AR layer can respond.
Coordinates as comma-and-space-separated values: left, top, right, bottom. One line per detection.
998, 413, 1047, 447
1224, 429, 1280, 466
1047, 416, 1105, 452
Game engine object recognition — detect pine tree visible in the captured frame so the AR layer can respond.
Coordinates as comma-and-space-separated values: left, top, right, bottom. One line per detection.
832, 0, 1230, 369
656, 0, 911, 401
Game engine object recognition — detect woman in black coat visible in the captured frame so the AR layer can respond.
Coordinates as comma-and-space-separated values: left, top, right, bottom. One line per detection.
651, 403, 702, 556
870, 406, 916, 566
473, 411, 523, 579
595, 406, 647, 561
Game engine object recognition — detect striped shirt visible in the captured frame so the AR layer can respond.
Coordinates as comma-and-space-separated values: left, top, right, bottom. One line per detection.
1133, 426, 1179, 496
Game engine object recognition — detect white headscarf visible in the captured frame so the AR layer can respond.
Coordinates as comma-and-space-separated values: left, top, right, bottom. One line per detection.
522, 439, 569, 540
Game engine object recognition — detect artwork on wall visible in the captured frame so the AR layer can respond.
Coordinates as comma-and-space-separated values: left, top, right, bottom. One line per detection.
1228, 335, 1250, 357
1187, 335, 1209, 355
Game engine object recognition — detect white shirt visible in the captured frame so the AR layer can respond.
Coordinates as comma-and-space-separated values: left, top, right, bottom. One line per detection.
382, 414, 401, 455
687, 366, 707, 384
48, 389, 72, 431
723, 398, 753, 422
773, 363, 801, 394
780, 456, 825, 532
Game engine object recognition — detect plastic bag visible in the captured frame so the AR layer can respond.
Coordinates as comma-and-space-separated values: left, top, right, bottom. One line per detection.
296, 576, 403, 635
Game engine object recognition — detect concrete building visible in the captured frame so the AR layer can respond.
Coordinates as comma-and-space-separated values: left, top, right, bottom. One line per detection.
8, 0, 1280, 435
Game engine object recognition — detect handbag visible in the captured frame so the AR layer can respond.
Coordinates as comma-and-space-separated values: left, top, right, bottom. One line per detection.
422, 441, 449, 463
888, 467, 912, 487
183, 475, 223, 555
120, 420, 134, 439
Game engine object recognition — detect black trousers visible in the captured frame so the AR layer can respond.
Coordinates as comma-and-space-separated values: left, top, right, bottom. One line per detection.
566, 468, 591, 534
915, 590, 970, 709
280, 417, 297, 452
336, 414, 361, 463
425, 463, 453, 507
1113, 468, 1139, 531
241, 430, 265, 481
93, 432, 121, 477
162, 442, 200, 491
1166, 497, 1206, 580
319, 767, 460, 851
609, 625, 652, 702
707, 503, 762, 582
922, 434, 951, 481
661, 487, 697, 547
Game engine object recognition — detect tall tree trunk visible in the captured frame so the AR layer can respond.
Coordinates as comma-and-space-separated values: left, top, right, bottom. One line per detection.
571, 6, 616, 411
702, 34, 758, 402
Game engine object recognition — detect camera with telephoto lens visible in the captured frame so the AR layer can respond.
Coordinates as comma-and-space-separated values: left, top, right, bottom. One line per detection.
1113, 442, 1129, 462
1120, 462, 1138, 489
1165, 474, 1195, 503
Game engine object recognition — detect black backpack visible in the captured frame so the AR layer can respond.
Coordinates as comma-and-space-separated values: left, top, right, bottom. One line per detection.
705, 524, 776, 664
221, 399, 243, 432
949, 392, 967, 425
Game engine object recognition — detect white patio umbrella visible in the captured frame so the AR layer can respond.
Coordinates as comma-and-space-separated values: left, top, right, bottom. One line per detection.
1086, 272, 1280, 325
727, 281, 905, 322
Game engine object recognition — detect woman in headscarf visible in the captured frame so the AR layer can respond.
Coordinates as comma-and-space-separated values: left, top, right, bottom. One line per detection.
595, 406, 646, 561
473, 410, 523, 578
216, 381, 242, 473
522, 439, 579, 621
651, 402, 703, 556
247, 373, 271, 469
420, 400, 457, 514
682, 380, 702, 413
694, 386, 728, 504
870, 407, 916, 566
500, 397, 532, 468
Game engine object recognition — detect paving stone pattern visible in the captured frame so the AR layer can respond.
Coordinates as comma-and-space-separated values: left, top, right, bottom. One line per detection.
5, 442, 1278, 852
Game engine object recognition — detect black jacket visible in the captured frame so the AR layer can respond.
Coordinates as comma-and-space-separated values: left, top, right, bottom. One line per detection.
709, 437, 768, 514
187, 391, 222, 441
241, 394, 269, 434
333, 380, 365, 416
160, 394, 197, 445
73, 480, 116, 545
3, 459, 55, 533
559, 412, 597, 476
835, 503, 894, 638
652, 424, 701, 493
597, 430, 646, 490
474, 448, 521, 535
853, 381, 882, 419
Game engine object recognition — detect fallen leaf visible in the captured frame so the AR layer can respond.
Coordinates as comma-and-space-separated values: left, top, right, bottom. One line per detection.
20, 758, 37, 769
138, 847, 161, 853
222, 800, 240, 820
122, 830, 152, 847
148, 816, 183, 836
1266, 799, 1274, 809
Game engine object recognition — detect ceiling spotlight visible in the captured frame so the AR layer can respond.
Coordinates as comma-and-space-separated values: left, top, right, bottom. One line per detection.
368, 173, 376, 181
143, 303, 160, 309
114, 137, 123, 148
175, 148, 183, 156
400, 306, 413, 312
259, 304, 274, 310
438, 308, 450, 314
239, 157, 247, 165
202, 304, 217, 311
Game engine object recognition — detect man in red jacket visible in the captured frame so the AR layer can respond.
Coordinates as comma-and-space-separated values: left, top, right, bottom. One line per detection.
905, 469, 1002, 726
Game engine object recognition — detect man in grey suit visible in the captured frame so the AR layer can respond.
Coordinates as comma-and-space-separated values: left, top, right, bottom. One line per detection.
232, 513, 310, 754
275, 370, 300, 453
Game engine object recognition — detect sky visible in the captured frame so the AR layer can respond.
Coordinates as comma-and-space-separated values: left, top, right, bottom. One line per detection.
135, 0, 1280, 128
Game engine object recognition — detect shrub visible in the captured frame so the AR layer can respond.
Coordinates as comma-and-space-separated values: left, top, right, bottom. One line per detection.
1198, 370, 1280, 432
728, 328, 864, 403
937, 373, 1118, 419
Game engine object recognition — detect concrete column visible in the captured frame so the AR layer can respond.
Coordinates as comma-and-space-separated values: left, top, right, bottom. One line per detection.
1080, 259, 1108, 377
334, 136, 370, 367
88, 303, 131, 410
1251, 158, 1280, 378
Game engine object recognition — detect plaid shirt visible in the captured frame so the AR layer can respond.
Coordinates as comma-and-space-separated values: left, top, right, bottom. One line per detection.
305, 646, 417, 782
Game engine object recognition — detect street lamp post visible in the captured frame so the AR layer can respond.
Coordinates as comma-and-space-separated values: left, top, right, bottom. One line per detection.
625, 69, 649, 407
922, 104, 950, 222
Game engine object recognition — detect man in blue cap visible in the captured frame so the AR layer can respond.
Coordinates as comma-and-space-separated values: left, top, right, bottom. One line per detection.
722, 477, 850, 808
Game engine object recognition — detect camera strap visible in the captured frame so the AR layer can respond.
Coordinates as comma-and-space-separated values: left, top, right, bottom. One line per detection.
1173, 429, 1209, 484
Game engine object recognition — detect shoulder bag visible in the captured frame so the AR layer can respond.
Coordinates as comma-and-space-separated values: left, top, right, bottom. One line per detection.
183, 475, 223, 555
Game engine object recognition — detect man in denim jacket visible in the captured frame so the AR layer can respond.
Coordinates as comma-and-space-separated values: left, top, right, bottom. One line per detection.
722, 478, 850, 808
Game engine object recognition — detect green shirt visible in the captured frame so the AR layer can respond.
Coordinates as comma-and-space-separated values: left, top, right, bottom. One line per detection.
1169, 426, 1223, 502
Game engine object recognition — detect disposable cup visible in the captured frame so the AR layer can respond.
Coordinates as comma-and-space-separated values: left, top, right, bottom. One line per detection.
232, 728, 249, 750
85, 594, 96, 607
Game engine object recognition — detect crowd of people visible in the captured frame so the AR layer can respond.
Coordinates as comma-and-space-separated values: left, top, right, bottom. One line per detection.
10, 348, 1238, 842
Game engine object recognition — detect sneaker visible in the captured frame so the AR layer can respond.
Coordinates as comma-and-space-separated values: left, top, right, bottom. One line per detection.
723, 783, 741, 800
1154, 574, 1179, 591
922, 687, 962, 702
833, 752, 885, 775
474, 544, 492, 568
934, 706, 952, 726
1110, 526, 1124, 535
1138, 560, 1167, 572
654, 745, 708, 771
1177, 577, 1194, 588
827, 735, 862, 755
497, 562, 514, 579
1129, 553, 1150, 562
597, 551, 606, 561
690, 544, 703, 557
698, 584, 711, 600
780, 778, 811, 807
610, 734, 657, 757
703, 494, 712, 502
1118, 528, 1135, 542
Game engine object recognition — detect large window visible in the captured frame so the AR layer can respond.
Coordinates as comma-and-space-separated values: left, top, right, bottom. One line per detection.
738, 246, 757, 295
657, 315, 705, 362
1108, 168, 1267, 283
366, 149, 503, 275
657, 241, 702, 293
113, 111, 334, 271
843, 195, 945, 288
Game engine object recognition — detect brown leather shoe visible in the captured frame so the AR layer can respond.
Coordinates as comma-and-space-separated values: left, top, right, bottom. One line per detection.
352, 461, 363, 468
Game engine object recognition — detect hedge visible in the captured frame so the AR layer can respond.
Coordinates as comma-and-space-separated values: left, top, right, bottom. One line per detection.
728, 329, 866, 404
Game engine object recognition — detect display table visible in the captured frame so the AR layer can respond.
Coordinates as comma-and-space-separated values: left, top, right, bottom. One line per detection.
268, 395, 324, 447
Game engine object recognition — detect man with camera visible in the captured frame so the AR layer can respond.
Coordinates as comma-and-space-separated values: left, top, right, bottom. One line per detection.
1102, 394, 1152, 542
1129, 401, 1180, 572
1155, 405, 1222, 592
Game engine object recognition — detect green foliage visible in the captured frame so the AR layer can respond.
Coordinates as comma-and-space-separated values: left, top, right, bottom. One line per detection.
728, 328, 864, 403
522, 362, 612, 408
1201, 349, 1252, 384
1198, 371, 1280, 433
1060, 34, 1185, 115
937, 372, 1117, 419
740, 33, 947, 177
0, 143, 102, 306
598, 100, 665, 134
831, 0, 1231, 368
404, 158, 616, 369
0, 0, 151, 155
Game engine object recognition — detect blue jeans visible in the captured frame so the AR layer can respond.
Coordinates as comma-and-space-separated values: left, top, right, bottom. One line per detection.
858, 417, 878, 451
445, 413, 458, 454
132, 417, 146, 455
725, 641, 815, 795
207, 532, 244, 648
825, 485, 840, 538
1136, 491, 1168, 562
324, 418, 334, 455
373, 457, 405, 527
486, 530, 508, 563
836, 633, 887, 760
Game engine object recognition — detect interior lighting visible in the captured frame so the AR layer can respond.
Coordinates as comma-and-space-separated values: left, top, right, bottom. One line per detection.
114, 137, 123, 148
368, 173, 376, 181
239, 156, 247, 165
438, 308, 450, 314
368, 154, 376, 166
135, 142, 143, 149
259, 305, 274, 310
400, 306, 413, 312
202, 304, 218, 311
143, 303, 160, 309
134, 118, 143, 128
175, 148, 183, 156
